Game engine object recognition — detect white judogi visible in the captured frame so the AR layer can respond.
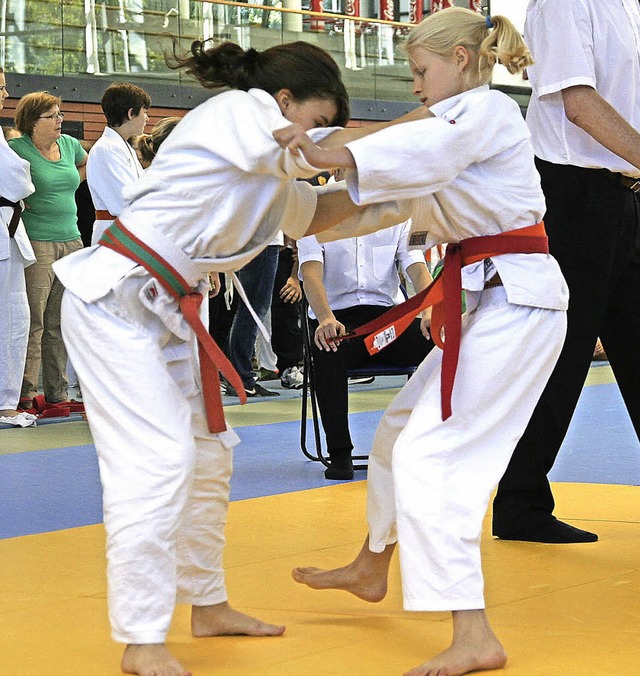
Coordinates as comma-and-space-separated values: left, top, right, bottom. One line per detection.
54, 87, 333, 644
87, 126, 144, 245
319, 86, 569, 611
0, 133, 35, 409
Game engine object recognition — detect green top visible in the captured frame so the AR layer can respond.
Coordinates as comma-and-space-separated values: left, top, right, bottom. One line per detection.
8, 134, 86, 241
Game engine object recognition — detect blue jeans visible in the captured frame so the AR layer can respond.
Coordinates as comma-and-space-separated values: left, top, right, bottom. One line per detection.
226, 245, 279, 388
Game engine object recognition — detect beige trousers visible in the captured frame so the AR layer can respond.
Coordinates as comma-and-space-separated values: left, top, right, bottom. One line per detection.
21, 238, 83, 402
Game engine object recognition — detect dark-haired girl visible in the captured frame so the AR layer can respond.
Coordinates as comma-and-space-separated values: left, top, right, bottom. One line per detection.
51, 39, 359, 676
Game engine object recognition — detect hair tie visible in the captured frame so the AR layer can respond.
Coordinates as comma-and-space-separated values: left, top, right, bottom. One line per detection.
485, 15, 493, 29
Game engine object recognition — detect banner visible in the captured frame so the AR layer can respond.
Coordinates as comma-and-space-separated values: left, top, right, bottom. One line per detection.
380, 0, 395, 22
430, 0, 454, 12
310, 0, 324, 31
409, 0, 423, 24
345, 0, 359, 17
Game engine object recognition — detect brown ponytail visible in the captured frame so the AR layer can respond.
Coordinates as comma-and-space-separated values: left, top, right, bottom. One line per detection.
168, 39, 349, 126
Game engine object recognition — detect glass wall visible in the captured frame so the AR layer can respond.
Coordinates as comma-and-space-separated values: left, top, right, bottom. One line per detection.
0, 0, 421, 102
0, 2, 527, 109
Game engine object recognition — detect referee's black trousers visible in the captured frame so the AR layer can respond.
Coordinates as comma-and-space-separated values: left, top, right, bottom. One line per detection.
493, 159, 640, 533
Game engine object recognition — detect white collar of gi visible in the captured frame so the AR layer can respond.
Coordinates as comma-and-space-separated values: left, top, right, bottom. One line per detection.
428, 84, 490, 118
103, 125, 144, 177
247, 87, 283, 113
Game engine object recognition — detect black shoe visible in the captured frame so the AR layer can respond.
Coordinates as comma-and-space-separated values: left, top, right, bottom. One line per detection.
493, 517, 598, 543
324, 458, 354, 481
224, 381, 280, 398
348, 375, 375, 385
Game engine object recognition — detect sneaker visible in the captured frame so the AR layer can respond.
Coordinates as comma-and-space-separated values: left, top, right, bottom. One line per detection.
348, 375, 375, 385
257, 367, 279, 381
224, 380, 280, 398
280, 365, 304, 390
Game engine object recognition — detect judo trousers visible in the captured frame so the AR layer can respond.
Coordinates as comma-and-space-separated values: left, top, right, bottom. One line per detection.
366, 287, 567, 611
0, 240, 30, 408
61, 276, 238, 644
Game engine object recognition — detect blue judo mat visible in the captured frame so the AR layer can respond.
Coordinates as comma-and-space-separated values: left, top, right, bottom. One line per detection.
1, 382, 638, 540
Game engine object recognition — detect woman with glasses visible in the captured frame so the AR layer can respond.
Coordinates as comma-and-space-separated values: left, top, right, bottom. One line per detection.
8, 91, 87, 416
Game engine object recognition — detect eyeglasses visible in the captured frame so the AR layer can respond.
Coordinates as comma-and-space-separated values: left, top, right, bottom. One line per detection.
39, 112, 64, 120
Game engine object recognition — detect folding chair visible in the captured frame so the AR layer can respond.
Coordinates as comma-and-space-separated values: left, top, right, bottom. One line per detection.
299, 297, 416, 470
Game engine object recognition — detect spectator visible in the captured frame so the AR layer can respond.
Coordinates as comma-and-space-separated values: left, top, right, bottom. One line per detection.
298, 220, 434, 479
128, 133, 152, 169
9, 91, 86, 415
272, 237, 305, 389
75, 140, 95, 247
134, 116, 182, 168
0, 67, 37, 428
222, 236, 282, 398
87, 82, 150, 245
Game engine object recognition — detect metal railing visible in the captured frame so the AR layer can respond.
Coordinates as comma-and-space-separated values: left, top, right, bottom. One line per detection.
0, 1, 528, 108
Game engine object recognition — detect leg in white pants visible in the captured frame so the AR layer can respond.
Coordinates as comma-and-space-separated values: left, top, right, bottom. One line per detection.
0, 241, 30, 409
366, 287, 566, 611
61, 279, 239, 644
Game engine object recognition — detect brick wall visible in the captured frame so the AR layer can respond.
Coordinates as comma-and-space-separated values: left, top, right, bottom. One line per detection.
1, 97, 189, 142
2, 96, 369, 142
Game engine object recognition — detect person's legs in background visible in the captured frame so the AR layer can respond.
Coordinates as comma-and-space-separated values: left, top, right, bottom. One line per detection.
271, 247, 304, 389
310, 305, 432, 480
225, 245, 280, 397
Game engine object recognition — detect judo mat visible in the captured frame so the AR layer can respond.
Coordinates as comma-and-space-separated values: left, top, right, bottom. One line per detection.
0, 363, 638, 675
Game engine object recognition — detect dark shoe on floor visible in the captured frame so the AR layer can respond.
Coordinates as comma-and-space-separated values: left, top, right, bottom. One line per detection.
324, 458, 354, 481
493, 517, 598, 543
224, 380, 280, 398
257, 368, 279, 381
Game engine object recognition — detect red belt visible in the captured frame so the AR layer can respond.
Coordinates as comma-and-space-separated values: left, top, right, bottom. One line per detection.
95, 210, 116, 220
336, 222, 549, 420
99, 219, 246, 433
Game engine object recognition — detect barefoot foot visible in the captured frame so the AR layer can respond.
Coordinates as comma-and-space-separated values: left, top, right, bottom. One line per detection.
121, 643, 191, 676
291, 563, 389, 603
403, 641, 506, 676
191, 601, 285, 638
404, 609, 507, 676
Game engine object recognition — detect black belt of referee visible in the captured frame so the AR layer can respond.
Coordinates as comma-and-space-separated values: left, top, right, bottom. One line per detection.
600, 169, 640, 193
0, 196, 22, 238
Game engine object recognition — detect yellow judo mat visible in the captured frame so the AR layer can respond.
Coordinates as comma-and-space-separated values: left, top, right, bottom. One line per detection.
1, 479, 639, 675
